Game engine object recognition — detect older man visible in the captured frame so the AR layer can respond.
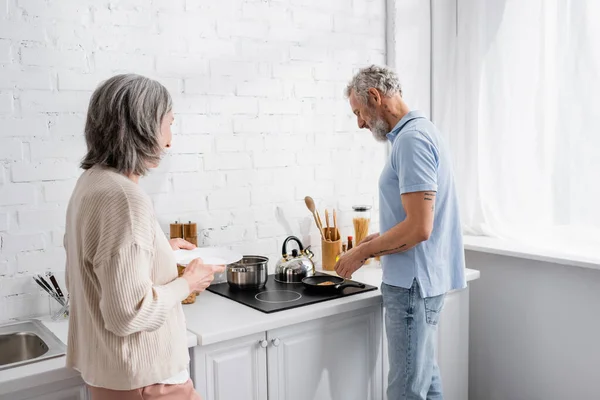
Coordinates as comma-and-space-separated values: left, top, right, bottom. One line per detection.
335, 65, 466, 400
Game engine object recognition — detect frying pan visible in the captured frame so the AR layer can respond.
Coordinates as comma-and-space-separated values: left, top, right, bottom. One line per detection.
302, 275, 365, 294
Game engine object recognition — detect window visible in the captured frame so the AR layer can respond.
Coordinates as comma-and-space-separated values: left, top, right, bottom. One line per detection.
433, 0, 600, 258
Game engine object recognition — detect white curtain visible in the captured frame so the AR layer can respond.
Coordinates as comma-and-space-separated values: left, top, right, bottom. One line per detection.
434, 0, 600, 258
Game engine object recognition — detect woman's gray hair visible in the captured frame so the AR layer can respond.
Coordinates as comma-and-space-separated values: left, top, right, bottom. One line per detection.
345, 65, 402, 104
81, 74, 172, 176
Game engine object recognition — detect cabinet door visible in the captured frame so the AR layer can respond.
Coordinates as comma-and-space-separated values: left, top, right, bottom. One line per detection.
25, 385, 88, 400
190, 332, 268, 400
437, 287, 470, 400
7, 378, 89, 400
267, 305, 383, 400
382, 307, 389, 400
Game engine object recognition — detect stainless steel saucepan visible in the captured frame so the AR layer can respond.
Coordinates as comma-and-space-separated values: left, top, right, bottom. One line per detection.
226, 255, 269, 290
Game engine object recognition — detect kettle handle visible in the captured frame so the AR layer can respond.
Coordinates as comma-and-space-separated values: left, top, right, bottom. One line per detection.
282, 236, 304, 256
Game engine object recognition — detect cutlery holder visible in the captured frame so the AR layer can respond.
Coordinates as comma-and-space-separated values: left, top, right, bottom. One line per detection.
50, 295, 70, 321
321, 228, 341, 271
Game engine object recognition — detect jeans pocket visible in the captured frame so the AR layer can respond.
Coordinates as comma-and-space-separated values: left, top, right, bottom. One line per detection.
424, 293, 446, 325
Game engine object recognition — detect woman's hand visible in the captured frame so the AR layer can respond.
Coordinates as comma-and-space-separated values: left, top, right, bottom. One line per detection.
182, 258, 226, 293
169, 238, 196, 251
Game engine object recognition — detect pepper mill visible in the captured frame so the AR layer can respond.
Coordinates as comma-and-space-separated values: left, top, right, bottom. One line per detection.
183, 221, 198, 246
170, 221, 183, 239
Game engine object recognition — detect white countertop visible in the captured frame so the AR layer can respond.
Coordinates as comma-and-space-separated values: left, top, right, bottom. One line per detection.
0, 318, 198, 397
183, 266, 480, 346
1, 267, 479, 394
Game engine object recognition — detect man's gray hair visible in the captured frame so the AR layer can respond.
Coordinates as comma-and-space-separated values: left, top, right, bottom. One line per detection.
81, 74, 172, 176
345, 65, 402, 104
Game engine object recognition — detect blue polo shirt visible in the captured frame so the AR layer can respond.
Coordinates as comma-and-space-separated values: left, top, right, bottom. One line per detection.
379, 110, 466, 297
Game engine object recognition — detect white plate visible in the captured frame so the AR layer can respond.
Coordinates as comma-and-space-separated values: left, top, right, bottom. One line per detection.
174, 247, 243, 266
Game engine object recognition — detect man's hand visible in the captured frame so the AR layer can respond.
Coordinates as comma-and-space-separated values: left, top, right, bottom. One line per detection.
334, 246, 368, 279
358, 191, 436, 259
360, 232, 380, 244
169, 238, 196, 251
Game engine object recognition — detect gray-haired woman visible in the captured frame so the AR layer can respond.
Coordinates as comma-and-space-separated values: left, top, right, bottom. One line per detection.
64, 74, 222, 399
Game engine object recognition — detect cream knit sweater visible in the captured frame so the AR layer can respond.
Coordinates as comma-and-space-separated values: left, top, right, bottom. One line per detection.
64, 166, 191, 390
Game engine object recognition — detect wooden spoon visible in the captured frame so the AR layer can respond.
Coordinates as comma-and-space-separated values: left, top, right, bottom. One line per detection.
325, 209, 331, 241
304, 196, 325, 241
316, 212, 325, 239
333, 209, 338, 240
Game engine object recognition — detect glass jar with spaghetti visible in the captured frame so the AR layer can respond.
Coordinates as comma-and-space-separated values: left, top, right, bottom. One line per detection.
352, 205, 372, 246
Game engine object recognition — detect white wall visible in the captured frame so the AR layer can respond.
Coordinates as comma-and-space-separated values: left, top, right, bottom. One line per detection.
0, 0, 388, 321
467, 251, 600, 400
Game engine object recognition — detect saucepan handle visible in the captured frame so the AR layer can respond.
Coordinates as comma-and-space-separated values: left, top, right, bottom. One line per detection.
336, 282, 366, 290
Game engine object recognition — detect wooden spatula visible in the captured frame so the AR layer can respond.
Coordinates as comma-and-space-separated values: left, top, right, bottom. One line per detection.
304, 196, 325, 241
325, 209, 331, 241
333, 209, 339, 240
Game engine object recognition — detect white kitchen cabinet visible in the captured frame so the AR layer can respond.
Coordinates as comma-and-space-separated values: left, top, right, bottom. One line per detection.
437, 286, 470, 400
267, 306, 382, 400
191, 305, 383, 400
6, 378, 89, 400
382, 286, 470, 400
26, 386, 89, 400
191, 331, 268, 400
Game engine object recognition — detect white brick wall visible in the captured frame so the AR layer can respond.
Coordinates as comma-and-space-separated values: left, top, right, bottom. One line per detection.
0, 0, 386, 322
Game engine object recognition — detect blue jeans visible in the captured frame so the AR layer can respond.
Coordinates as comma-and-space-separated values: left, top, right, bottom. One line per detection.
382, 280, 446, 400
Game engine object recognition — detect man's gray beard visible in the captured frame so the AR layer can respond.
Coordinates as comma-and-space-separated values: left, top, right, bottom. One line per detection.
370, 116, 390, 142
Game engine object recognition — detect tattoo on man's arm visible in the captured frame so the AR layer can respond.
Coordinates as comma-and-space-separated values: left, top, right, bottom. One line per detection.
370, 243, 407, 257
423, 192, 436, 201
424, 192, 436, 211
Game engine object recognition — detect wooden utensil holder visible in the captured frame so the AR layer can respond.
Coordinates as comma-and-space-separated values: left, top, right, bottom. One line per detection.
321, 227, 341, 271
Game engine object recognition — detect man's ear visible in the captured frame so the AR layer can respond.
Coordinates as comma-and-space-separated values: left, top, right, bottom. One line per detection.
368, 88, 382, 106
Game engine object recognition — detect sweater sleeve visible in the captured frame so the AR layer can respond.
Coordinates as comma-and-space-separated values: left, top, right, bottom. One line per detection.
95, 244, 190, 337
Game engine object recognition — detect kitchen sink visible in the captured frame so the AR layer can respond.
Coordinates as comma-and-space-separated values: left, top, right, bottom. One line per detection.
0, 320, 66, 371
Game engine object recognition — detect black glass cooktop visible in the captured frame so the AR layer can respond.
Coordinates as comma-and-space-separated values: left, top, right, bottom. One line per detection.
207, 273, 378, 314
